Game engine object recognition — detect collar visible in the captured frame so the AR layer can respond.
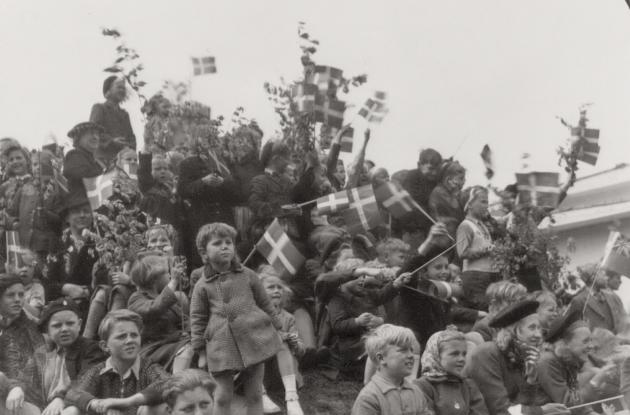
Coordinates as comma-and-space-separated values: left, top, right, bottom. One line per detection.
370, 372, 413, 394
203, 262, 244, 281
104, 100, 121, 110
99, 356, 141, 380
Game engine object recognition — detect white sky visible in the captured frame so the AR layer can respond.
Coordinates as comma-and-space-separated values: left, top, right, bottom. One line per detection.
1, 0, 629, 187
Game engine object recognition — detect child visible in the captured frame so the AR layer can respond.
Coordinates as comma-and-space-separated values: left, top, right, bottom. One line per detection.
190, 223, 283, 415
162, 369, 216, 415
532, 290, 559, 335
456, 186, 499, 311
64, 309, 169, 415
429, 161, 466, 241
259, 268, 305, 415
127, 255, 193, 373
352, 324, 430, 415
365, 238, 410, 282
416, 327, 488, 415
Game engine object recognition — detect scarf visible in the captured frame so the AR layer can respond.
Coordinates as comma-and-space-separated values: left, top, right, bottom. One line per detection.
421, 326, 466, 381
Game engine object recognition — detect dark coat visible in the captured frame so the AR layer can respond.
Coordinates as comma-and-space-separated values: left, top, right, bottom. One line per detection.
137, 152, 182, 228
568, 289, 625, 334
429, 183, 465, 239
127, 286, 188, 345
90, 101, 136, 150
393, 168, 438, 236
62, 147, 104, 208
189, 263, 282, 372
416, 376, 489, 415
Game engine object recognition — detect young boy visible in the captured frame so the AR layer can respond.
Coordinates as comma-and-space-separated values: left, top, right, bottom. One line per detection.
63, 309, 168, 415
162, 370, 215, 415
352, 324, 431, 415
364, 238, 410, 282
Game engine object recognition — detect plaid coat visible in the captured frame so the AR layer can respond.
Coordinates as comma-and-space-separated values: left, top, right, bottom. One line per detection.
190, 263, 282, 372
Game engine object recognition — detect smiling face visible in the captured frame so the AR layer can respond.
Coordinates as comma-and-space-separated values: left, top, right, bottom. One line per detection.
0, 283, 25, 319
439, 339, 468, 376
104, 321, 142, 363
77, 130, 100, 154
170, 386, 214, 415
424, 256, 450, 281
515, 313, 543, 347
564, 326, 592, 363
378, 344, 416, 379
66, 204, 93, 232
147, 229, 172, 253
6, 149, 28, 176
47, 310, 82, 348
468, 191, 489, 219
118, 149, 138, 167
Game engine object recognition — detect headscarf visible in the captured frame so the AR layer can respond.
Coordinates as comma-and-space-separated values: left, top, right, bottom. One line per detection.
460, 186, 487, 213
421, 325, 466, 380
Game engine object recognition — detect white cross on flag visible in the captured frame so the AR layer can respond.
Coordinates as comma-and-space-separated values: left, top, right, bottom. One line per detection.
375, 181, 425, 219
515, 172, 560, 208
122, 163, 138, 181
343, 185, 384, 234
571, 127, 600, 166
83, 171, 117, 211
313, 65, 343, 93
6, 231, 25, 269
316, 190, 351, 215
192, 56, 216, 75
602, 231, 630, 277
256, 219, 305, 277
291, 83, 318, 113
358, 97, 388, 123
340, 127, 353, 153
314, 95, 346, 129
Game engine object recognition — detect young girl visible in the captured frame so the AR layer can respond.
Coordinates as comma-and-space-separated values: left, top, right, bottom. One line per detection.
416, 327, 489, 415
259, 267, 305, 415
456, 186, 499, 311
127, 254, 193, 373
190, 222, 283, 415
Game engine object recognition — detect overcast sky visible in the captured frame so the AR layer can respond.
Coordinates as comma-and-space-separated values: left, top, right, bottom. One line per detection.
1, 0, 629, 187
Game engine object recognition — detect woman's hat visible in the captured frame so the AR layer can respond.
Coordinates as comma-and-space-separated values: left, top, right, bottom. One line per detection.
67, 122, 105, 141
489, 300, 539, 328
39, 298, 80, 330
544, 309, 587, 343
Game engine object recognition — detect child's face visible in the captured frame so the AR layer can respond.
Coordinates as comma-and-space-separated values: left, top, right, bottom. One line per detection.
263, 277, 285, 308
104, 321, 142, 362
469, 193, 489, 218
152, 160, 171, 183
170, 386, 213, 415
0, 283, 24, 319
147, 230, 172, 253
385, 250, 407, 268
204, 235, 234, 266
446, 173, 465, 192
439, 339, 467, 376
537, 301, 558, 328
425, 257, 450, 281
378, 344, 415, 380
47, 310, 82, 348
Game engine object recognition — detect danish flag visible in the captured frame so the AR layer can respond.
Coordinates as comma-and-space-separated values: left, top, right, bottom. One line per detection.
375, 181, 424, 219
291, 83, 318, 113
313, 65, 343, 94
358, 91, 388, 123
192, 56, 216, 75
342, 185, 383, 234
314, 95, 346, 129
516, 172, 560, 208
256, 219, 305, 277
571, 126, 600, 166
5, 231, 25, 269
83, 171, 117, 210
316, 190, 351, 215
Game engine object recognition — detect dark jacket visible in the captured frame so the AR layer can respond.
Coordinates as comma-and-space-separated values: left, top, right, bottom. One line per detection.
137, 152, 182, 228
127, 286, 188, 345
568, 289, 625, 334
62, 147, 104, 208
416, 376, 489, 415
395, 168, 438, 235
90, 101, 136, 150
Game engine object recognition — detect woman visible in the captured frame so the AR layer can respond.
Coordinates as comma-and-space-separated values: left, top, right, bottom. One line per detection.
416, 327, 488, 415
537, 310, 618, 415
467, 300, 569, 415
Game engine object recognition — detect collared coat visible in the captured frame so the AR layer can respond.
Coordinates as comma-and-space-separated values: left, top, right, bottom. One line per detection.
416, 376, 489, 415
190, 263, 282, 372
62, 147, 104, 208
351, 372, 433, 415
568, 289, 625, 334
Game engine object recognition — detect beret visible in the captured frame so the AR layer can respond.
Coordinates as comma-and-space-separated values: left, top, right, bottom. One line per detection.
544, 309, 587, 343
67, 121, 105, 140
0, 274, 24, 296
489, 300, 539, 328
39, 298, 80, 331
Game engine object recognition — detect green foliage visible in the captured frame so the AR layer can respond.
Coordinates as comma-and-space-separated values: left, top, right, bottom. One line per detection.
102, 27, 147, 103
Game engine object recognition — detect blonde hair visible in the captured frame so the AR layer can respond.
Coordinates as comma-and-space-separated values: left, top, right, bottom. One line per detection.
162, 369, 216, 408
376, 238, 410, 259
130, 255, 168, 289
365, 324, 419, 362
487, 281, 528, 315
258, 265, 292, 306
98, 309, 143, 341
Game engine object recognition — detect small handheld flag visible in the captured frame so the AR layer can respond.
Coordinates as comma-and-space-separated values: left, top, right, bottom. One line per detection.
602, 232, 630, 277
83, 171, 117, 210
343, 185, 383, 234
314, 96, 346, 129
313, 65, 343, 94
316, 190, 351, 215
6, 231, 25, 269
291, 83, 318, 113
256, 219, 305, 278
515, 172, 560, 208
358, 91, 389, 123
192, 56, 216, 75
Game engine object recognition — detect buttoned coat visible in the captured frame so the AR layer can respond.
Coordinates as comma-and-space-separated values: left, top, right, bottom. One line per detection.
190, 263, 282, 372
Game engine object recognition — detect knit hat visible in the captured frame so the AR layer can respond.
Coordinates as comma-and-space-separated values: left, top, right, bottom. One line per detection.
103, 75, 119, 97
489, 300, 539, 328
39, 298, 80, 331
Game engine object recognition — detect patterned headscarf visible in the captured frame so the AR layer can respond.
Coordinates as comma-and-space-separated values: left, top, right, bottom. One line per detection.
421, 326, 467, 380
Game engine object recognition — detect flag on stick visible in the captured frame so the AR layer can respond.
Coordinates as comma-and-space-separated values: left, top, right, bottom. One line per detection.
192, 56, 216, 75
570, 127, 601, 166
6, 231, 25, 269
515, 172, 560, 208
358, 91, 389, 123
602, 231, 630, 277
314, 95, 346, 129
316, 190, 351, 215
256, 219, 305, 277
206, 149, 231, 177
343, 185, 383, 234
83, 171, 117, 210
313, 65, 343, 94
122, 163, 138, 181
291, 83, 318, 113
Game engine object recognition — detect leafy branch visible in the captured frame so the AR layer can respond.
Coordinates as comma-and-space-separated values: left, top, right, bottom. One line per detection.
102, 27, 147, 104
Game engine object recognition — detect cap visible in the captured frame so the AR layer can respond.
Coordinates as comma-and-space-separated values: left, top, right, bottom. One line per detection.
39, 298, 81, 330
67, 122, 105, 141
489, 300, 540, 328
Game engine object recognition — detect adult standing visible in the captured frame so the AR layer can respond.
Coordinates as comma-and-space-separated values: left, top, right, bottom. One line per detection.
90, 76, 136, 165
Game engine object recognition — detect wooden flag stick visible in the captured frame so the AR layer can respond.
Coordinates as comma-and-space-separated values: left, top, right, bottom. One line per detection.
242, 246, 257, 266
567, 395, 625, 411
409, 239, 465, 276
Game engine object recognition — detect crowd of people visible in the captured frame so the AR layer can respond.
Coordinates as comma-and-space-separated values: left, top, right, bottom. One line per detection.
0, 74, 629, 415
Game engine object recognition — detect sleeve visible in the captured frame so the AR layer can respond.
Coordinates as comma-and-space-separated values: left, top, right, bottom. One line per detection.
189, 282, 209, 352
415, 378, 437, 414
536, 356, 574, 405
371, 281, 399, 306
137, 363, 169, 406
345, 139, 367, 190
326, 143, 341, 183
127, 287, 178, 318
250, 271, 282, 329
137, 152, 155, 194
620, 357, 630, 407
468, 346, 511, 415
80, 342, 108, 376
314, 269, 355, 304
291, 166, 316, 203
64, 365, 101, 413
89, 104, 110, 139
328, 295, 365, 336
466, 378, 490, 415
63, 151, 101, 181
350, 389, 381, 415
248, 176, 274, 219
456, 221, 476, 259
284, 312, 305, 356
123, 112, 136, 149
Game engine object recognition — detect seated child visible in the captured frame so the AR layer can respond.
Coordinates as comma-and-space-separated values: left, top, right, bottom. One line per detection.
64, 310, 169, 415
415, 327, 488, 415
127, 254, 193, 373
352, 324, 430, 415
470, 281, 527, 341
259, 267, 306, 415
365, 238, 410, 282
162, 369, 216, 415
9, 249, 46, 322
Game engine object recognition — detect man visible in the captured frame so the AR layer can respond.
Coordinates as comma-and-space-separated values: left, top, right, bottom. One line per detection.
568, 263, 626, 334
90, 76, 136, 165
